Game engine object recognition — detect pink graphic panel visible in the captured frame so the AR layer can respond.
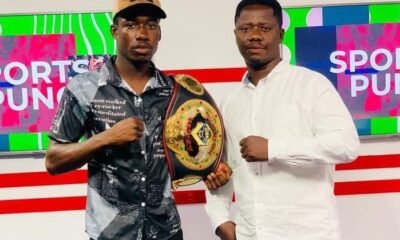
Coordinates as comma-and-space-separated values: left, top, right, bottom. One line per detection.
336, 23, 400, 119
0, 34, 76, 134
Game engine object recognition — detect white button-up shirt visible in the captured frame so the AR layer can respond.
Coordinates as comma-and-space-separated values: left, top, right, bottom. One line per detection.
206, 61, 360, 240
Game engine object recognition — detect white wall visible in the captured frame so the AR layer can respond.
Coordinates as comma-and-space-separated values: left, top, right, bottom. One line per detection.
0, 0, 400, 240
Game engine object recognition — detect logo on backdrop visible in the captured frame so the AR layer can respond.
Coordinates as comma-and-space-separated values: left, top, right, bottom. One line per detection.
0, 34, 109, 134
0, 34, 75, 133
296, 23, 400, 120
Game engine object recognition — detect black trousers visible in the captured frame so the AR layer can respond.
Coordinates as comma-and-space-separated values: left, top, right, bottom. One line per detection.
90, 229, 183, 240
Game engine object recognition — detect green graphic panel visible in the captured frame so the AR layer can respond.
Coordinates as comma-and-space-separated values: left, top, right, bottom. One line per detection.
9, 133, 39, 151
41, 133, 50, 150
0, 12, 115, 55
284, 8, 310, 65
370, 4, 400, 23
371, 117, 398, 135
0, 15, 35, 35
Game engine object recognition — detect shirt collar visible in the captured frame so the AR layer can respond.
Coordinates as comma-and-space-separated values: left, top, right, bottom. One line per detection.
242, 59, 288, 87
98, 55, 173, 90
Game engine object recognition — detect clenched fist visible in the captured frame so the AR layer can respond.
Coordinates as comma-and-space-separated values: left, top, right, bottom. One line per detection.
239, 136, 268, 162
104, 117, 145, 145
205, 162, 232, 190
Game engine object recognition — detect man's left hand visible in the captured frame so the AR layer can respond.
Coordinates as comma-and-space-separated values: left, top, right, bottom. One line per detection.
205, 162, 232, 190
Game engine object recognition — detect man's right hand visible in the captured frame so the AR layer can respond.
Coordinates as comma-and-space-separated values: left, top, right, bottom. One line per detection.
216, 221, 236, 240
105, 117, 145, 145
205, 162, 232, 190
45, 117, 145, 175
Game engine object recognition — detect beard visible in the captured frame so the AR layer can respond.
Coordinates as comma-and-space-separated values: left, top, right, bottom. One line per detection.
246, 57, 268, 70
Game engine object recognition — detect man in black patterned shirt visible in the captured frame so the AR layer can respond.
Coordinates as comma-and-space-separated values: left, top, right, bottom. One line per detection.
45, 0, 231, 239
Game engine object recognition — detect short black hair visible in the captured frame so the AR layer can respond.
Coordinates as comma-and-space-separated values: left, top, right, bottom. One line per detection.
234, 0, 283, 27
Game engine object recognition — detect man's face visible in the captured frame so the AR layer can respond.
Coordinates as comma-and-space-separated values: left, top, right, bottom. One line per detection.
111, 15, 161, 63
234, 5, 283, 69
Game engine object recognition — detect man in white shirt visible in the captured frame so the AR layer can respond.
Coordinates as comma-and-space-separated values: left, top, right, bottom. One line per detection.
205, 0, 360, 239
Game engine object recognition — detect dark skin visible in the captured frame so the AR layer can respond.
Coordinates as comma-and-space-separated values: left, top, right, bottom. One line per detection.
112, 15, 161, 94
205, 162, 232, 190
216, 4, 284, 240
45, 14, 231, 191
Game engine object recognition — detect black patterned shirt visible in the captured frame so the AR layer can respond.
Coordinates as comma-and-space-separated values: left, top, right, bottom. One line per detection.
49, 56, 181, 240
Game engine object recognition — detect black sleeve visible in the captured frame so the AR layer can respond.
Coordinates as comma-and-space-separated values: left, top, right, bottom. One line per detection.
48, 88, 87, 143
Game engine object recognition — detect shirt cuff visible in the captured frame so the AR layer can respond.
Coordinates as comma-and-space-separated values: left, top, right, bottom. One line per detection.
268, 138, 287, 164
205, 189, 232, 234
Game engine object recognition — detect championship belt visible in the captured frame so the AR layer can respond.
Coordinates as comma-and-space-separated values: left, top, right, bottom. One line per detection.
163, 74, 225, 188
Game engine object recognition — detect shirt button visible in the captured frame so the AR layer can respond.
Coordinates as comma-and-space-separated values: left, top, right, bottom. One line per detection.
141, 177, 146, 182
141, 202, 146, 207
